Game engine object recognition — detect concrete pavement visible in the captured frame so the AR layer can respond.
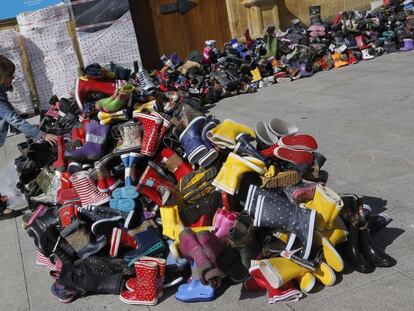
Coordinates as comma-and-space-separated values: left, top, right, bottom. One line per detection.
1, 50, 413, 311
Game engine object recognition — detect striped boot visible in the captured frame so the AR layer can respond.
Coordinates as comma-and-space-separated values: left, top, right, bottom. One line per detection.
70, 171, 110, 207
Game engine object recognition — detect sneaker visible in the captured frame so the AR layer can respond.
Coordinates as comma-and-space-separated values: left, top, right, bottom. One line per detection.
51, 282, 77, 303
137, 68, 156, 94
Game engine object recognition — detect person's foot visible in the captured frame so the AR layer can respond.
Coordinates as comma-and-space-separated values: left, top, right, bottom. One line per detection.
0, 208, 23, 221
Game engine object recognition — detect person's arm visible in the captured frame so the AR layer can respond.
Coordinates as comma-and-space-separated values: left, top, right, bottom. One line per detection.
0, 99, 44, 140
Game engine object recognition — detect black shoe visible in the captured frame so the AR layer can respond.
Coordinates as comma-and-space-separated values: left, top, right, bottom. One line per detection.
0, 208, 23, 221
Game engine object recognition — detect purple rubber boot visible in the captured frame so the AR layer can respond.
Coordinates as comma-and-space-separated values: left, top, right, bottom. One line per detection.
65, 120, 110, 161
179, 228, 213, 284
400, 38, 414, 52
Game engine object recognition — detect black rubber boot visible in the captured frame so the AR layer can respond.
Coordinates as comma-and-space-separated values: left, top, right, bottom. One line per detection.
357, 197, 396, 268
346, 224, 375, 273
59, 261, 123, 295
309, 5, 322, 25
340, 194, 375, 273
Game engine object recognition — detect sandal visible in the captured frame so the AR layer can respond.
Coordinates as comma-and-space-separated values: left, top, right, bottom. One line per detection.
0, 208, 23, 221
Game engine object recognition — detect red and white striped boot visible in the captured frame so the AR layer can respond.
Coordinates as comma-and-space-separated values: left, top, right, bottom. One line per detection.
125, 256, 166, 297
109, 228, 137, 257
35, 249, 56, 270
95, 163, 109, 193
119, 261, 158, 305
70, 171, 110, 207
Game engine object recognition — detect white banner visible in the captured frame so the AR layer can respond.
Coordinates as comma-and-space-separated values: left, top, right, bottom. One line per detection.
0, 29, 34, 115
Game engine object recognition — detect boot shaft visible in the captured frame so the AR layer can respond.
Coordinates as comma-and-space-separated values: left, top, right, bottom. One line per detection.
156, 147, 193, 182
115, 122, 142, 152
70, 170, 110, 207
305, 184, 343, 230
212, 152, 265, 195
135, 113, 163, 156
138, 162, 176, 203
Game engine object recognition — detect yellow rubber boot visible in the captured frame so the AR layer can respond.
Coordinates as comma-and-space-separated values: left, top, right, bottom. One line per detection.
160, 205, 184, 240
298, 272, 316, 293
314, 218, 348, 272
332, 52, 349, 68
305, 184, 343, 230
133, 100, 156, 115
160, 205, 212, 240
260, 257, 336, 291
98, 110, 127, 125
212, 152, 266, 195
250, 68, 262, 83
206, 119, 256, 149
259, 257, 316, 291
274, 231, 289, 244
312, 261, 336, 286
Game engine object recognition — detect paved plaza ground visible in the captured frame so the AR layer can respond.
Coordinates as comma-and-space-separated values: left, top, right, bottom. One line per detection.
1, 51, 413, 311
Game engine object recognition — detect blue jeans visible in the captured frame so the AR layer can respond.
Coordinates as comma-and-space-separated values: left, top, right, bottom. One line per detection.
0, 87, 44, 147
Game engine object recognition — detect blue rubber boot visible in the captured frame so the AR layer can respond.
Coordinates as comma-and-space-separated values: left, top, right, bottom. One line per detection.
198, 119, 220, 168
175, 262, 215, 302
179, 116, 208, 164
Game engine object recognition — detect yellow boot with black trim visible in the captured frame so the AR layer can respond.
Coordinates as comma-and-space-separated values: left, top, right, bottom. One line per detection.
159, 205, 212, 240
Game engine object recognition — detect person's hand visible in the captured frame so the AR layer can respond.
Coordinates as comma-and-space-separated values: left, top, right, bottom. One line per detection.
43, 133, 58, 145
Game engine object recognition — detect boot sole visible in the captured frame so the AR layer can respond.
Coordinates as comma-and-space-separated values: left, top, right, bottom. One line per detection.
179, 167, 217, 194
260, 171, 301, 188
119, 295, 158, 305
91, 216, 123, 235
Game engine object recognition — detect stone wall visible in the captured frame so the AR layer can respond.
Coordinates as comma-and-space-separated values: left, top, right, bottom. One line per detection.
226, 0, 372, 39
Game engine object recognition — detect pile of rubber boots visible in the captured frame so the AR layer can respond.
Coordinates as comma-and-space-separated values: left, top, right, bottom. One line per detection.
17, 61, 397, 306
106, 0, 414, 112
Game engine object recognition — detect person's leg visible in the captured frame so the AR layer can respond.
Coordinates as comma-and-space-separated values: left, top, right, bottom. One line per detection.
0, 119, 23, 220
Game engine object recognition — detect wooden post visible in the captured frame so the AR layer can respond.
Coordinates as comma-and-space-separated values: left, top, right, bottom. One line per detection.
66, 20, 84, 75
16, 25, 40, 114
